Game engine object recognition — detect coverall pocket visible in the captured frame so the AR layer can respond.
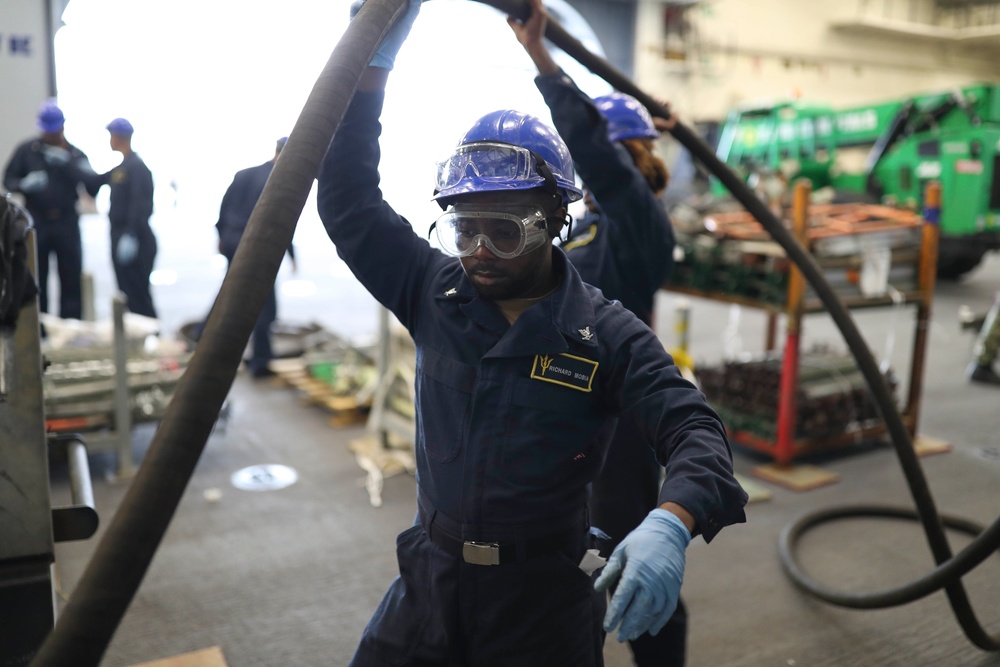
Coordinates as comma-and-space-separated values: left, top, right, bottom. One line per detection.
361, 525, 435, 666
501, 378, 602, 488
551, 548, 600, 588
417, 348, 475, 463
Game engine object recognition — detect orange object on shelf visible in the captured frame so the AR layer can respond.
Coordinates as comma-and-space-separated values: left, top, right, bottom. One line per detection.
703, 202, 924, 244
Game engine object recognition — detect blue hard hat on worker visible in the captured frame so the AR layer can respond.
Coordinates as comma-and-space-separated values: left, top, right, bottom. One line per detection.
37, 100, 65, 133
594, 92, 659, 143
433, 109, 583, 207
106, 117, 134, 137
431, 109, 582, 259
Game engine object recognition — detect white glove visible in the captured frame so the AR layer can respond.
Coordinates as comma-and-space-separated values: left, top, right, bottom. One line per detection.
19, 170, 49, 193
116, 233, 139, 265
42, 145, 71, 166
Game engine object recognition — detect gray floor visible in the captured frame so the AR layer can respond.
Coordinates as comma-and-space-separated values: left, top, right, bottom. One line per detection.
45, 209, 1000, 667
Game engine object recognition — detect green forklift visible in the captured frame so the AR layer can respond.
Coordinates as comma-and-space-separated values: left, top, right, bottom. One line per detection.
713, 83, 1000, 278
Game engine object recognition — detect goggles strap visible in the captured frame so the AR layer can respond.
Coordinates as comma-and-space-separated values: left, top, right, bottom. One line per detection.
559, 212, 574, 242
527, 149, 560, 202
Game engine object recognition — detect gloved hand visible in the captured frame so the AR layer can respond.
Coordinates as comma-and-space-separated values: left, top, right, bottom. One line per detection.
18, 170, 49, 193
594, 508, 691, 642
42, 145, 71, 166
116, 233, 139, 265
350, 0, 422, 70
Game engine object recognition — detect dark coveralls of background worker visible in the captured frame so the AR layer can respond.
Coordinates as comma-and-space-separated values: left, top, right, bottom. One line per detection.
509, 2, 685, 664
319, 2, 747, 665
215, 137, 295, 378
100, 117, 158, 319
2, 101, 102, 319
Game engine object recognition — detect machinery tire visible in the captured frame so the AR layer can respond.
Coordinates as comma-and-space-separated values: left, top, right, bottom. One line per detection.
936, 248, 984, 281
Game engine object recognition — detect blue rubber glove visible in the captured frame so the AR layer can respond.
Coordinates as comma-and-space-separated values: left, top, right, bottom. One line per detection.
350, 0, 422, 70
116, 233, 138, 265
18, 170, 49, 193
594, 508, 691, 642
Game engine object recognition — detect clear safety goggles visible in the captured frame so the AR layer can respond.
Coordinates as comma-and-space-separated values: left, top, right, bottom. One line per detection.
435, 142, 542, 191
431, 204, 550, 259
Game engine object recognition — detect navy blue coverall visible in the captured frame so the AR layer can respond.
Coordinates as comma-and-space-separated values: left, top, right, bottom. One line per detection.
317, 91, 747, 667
216, 160, 294, 376
536, 72, 684, 664
104, 152, 158, 318
3, 138, 101, 319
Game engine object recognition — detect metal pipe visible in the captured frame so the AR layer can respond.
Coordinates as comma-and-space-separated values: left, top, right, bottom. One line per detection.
48, 433, 99, 543
904, 182, 941, 435
66, 439, 95, 512
775, 181, 811, 464
111, 292, 134, 480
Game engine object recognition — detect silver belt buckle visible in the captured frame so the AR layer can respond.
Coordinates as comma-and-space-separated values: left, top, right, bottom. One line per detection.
462, 541, 500, 566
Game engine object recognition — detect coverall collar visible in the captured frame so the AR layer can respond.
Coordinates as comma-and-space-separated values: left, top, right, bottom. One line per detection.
434, 248, 599, 358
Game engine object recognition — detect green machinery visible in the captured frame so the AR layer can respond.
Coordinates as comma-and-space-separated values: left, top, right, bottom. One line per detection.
713, 83, 1000, 278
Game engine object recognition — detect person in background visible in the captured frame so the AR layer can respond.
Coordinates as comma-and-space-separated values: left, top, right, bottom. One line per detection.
215, 137, 296, 378
508, 2, 688, 663
967, 292, 1000, 386
3, 100, 102, 319
0, 195, 39, 328
318, 2, 747, 664
100, 118, 158, 319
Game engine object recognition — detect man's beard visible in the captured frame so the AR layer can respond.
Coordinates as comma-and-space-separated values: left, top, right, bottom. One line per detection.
466, 264, 537, 301
467, 266, 514, 300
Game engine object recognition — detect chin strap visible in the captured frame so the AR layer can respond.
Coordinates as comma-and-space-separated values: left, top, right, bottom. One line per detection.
547, 211, 572, 241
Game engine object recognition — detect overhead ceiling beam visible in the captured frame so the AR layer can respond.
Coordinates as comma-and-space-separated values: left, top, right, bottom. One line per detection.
935, 0, 1000, 7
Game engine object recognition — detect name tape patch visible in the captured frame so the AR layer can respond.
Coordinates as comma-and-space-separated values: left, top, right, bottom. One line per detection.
530, 353, 598, 392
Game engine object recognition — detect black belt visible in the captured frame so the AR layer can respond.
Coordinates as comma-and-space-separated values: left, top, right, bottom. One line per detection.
426, 522, 580, 566
418, 496, 583, 566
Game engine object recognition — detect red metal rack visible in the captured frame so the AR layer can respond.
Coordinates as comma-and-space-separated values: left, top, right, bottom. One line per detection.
666, 181, 941, 471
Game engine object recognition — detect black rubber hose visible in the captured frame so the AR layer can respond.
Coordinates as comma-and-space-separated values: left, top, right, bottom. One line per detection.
479, 0, 1000, 650
28, 1, 408, 664
780, 505, 1000, 609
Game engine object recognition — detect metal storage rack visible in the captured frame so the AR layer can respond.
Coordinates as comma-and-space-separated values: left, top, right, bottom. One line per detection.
665, 181, 941, 473
42, 295, 190, 480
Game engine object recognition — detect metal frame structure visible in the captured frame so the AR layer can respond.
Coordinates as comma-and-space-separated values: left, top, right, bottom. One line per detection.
0, 230, 97, 665
667, 181, 940, 468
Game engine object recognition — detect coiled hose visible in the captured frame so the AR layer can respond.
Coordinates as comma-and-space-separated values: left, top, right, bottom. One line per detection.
477, 0, 999, 651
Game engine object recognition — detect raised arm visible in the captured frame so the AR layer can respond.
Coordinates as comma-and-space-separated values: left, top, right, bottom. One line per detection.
316, 0, 445, 331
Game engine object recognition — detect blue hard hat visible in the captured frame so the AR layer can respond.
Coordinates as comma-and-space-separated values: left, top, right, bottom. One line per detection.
594, 93, 658, 143
106, 118, 134, 136
433, 110, 583, 207
37, 100, 65, 133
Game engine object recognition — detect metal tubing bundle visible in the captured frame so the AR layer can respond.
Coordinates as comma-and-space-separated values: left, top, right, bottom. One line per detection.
696, 352, 898, 440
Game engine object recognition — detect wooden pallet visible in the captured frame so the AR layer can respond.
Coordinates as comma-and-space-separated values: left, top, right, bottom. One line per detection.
128, 647, 228, 667
269, 358, 370, 427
